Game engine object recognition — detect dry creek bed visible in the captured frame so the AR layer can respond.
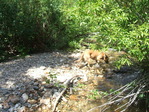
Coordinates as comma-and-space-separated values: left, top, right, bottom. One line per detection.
0, 50, 140, 112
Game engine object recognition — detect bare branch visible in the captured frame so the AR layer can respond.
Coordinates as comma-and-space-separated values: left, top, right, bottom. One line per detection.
52, 75, 81, 112
87, 93, 135, 112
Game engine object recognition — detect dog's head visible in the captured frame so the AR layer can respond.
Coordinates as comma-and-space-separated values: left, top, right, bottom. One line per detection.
97, 52, 109, 63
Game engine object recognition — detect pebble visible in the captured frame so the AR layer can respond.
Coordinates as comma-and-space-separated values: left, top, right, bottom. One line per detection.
33, 86, 39, 90
28, 99, 37, 104
21, 93, 28, 102
0, 97, 5, 103
8, 107, 14, 112
40, 66, 46, 70
33, 82, 39, 86
43, 90, 52, 98
0, 104, 2, 109
3, 101, 10, 109
18, 106, 26, 112
44, 84, 54, 88
9, 95, 20, 104
53, 92, 60, 98
27, 103, 31, 108
40, 98, 51, 108
33, 96, 38, 100
39, 86, 44, 91
15, 103, 21, 108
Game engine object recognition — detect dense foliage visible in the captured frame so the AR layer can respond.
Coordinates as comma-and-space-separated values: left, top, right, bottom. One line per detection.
0, 0, 70, 60
0, 0, 148, 65
61, 0, 149, 68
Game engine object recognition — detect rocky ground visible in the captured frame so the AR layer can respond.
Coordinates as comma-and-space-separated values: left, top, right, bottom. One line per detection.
0, 50, 140, 112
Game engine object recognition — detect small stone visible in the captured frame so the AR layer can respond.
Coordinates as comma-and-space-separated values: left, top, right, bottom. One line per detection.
8, 107, 14, 112
27, 103, 31, 108
62, 97, 67, 102
39, 86, 44, 91
22, 93, 28, 102
0, 104, 2, 109
40, 66, 46, 70
33, 82, 39, 86
0, 88, 10, 95
8, 95, 20, 104
14, 103, 21, 108
29, 94, 33, 97
60, 59, 64, 62
33, 96, 38, 100
28, 99, 37, 104
43, 90, 52, 98
18, 106, 26, 112
3, 101, 10, 109
0, 97, 5, 103
33, 86, 39, 90
37, 107, 42, 111
44, 84, 54, 88
40, 98, 51, 108
53, 92, 60, 98
43, 88, 47, 91
53, 89, 58, 93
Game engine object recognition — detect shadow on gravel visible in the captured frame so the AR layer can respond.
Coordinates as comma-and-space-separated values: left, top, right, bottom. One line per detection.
0, 51, 77, 93
0, 51, 80, 111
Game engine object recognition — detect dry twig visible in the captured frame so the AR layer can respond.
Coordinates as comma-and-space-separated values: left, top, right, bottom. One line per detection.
52, 75, 81, 112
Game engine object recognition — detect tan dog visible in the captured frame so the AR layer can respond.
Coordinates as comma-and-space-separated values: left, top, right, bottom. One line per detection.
76, 49, 109, 67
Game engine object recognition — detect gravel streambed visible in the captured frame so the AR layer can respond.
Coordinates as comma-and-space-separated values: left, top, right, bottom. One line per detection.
0, 51, 89, 112
0, 50, 139, 112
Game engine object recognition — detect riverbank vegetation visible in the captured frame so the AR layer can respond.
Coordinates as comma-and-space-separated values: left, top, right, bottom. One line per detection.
0, 0, 148, 111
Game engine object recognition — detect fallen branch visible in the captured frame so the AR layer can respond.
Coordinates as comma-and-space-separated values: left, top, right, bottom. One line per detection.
87, 93, 135, 112
122, 85, 145, 112
114, 101, 129, 111
52, 75, 81, 112
88, 71, 149, 112
103, 82, 133, 99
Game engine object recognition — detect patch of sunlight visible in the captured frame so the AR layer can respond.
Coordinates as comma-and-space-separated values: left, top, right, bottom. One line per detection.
25, 66, 48, 79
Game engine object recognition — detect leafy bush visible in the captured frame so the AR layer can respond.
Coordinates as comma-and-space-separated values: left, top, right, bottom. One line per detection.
0, 0, 70, 61
61, 0, 149, 109
61, 0, 148, 67
0, 0, 148, 68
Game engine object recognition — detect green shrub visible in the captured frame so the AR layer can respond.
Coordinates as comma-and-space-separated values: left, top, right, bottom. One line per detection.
0, 0, 70, 61
1, 0, 148, 68
62, 0, 148, 67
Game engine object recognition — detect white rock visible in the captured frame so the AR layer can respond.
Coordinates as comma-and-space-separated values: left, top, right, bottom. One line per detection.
15, 103, 21, 108
8, 107, 14, 112
22, 93, 28, 102
56, 73, 72, 82
0, 104, 2, 109
40, 66, 46, 70
40, 98, 51, 108
53, 92, 60, 98
18, 106, 26, 112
